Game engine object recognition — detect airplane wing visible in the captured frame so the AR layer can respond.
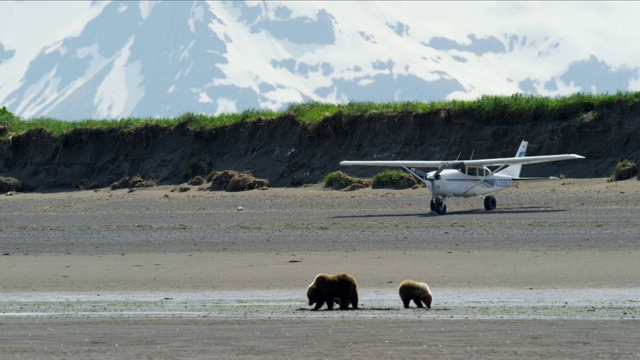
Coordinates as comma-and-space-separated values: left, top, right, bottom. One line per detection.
512, 176, 561, 181
340, 154, 584, 168
461, 154, 585, 167
339, 160, 444, 168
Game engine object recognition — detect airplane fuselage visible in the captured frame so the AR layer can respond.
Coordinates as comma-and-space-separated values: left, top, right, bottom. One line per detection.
424, 169, 514, 198
340, 139, 584, 214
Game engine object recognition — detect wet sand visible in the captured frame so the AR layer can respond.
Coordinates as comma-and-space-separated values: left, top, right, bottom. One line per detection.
0, 178, 639, 359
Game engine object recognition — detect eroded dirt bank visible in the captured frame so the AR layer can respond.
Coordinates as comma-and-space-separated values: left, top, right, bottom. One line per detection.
1, 109, 639, 191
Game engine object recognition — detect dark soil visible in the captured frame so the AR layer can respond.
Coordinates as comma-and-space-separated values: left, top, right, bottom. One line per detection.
208, 170, 270, 192
1, 109, 639, 191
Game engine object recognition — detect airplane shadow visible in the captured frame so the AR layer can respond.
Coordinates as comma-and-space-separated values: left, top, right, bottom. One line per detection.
332, 207, 566, 219
332, 213, 429, 219
442, 207, 567, 216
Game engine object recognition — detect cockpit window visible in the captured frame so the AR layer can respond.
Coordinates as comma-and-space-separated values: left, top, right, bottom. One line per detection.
467, 167, 490, 176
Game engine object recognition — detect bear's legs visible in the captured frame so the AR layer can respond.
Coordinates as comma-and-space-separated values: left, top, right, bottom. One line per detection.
338, 296, 350, 309
402, 298, 411, 308
413, 298, 424, 308
350, 291, 358, 309
326, 298, 335, 310
313, 299, 326, 310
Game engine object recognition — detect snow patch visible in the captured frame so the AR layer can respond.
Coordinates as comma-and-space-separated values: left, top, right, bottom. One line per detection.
139, 1, 158, 20
94, 37, 144, 119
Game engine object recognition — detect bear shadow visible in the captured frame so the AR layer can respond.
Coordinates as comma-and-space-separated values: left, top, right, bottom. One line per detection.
297, 307, 403, 312
296, 307, 451, 312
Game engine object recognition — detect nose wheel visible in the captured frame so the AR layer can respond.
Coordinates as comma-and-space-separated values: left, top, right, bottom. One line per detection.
431, 198, 447, 214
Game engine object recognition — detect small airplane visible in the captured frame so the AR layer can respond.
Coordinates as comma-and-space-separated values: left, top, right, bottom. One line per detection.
340, 140, 584, 214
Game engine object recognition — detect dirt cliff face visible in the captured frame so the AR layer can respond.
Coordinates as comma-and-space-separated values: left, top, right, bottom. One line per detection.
1, 109, 638, 191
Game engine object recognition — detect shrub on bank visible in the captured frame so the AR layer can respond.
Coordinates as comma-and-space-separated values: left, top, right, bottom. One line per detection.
608, 159, 638, 182
0, 176, 21, 192
372, 169, 418, 189
208, 170, 270, 192
110, 175, 156, 190
322, 171, 371, 190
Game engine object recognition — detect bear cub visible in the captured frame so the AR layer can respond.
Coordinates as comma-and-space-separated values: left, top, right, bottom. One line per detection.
398, 279, 433, 308
307, 273, 359, 310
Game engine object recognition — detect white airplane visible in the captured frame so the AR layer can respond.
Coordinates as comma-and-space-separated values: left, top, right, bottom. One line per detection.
340, 140, 585, 214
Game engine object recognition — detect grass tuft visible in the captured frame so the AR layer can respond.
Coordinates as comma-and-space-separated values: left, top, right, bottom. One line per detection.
322, 171, 371, 190
607, 159, 638, 182
372, 169, 419, 189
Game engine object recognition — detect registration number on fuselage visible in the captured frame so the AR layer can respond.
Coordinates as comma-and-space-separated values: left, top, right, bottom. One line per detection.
494, 178, 512, 188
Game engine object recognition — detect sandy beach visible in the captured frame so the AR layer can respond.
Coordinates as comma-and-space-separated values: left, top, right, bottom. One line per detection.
0, 178, 639, 359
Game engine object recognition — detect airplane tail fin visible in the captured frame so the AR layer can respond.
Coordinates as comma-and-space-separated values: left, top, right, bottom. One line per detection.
496, 140, 528, 177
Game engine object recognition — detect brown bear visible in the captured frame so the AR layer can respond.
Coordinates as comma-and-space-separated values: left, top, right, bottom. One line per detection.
398, 279, 433, 308
307, 273, 359, 310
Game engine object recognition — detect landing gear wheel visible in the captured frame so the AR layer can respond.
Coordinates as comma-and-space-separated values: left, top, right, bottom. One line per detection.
435, 199, 447, 215
484, 195, 497, 210
430, 199, 437, 212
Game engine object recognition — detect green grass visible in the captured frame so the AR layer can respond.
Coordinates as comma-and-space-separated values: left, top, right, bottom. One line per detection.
322, 171, 360, 189
372, 169, 418, 189
442, 92, 640, 123
2, 92, 640, 139
322, 169, 421, 190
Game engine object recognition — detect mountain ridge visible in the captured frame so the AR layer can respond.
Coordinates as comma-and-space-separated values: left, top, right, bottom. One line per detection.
1, 1, 639, 121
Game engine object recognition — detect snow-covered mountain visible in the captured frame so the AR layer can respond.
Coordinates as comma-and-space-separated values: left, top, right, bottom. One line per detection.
1, 1, 640, 121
